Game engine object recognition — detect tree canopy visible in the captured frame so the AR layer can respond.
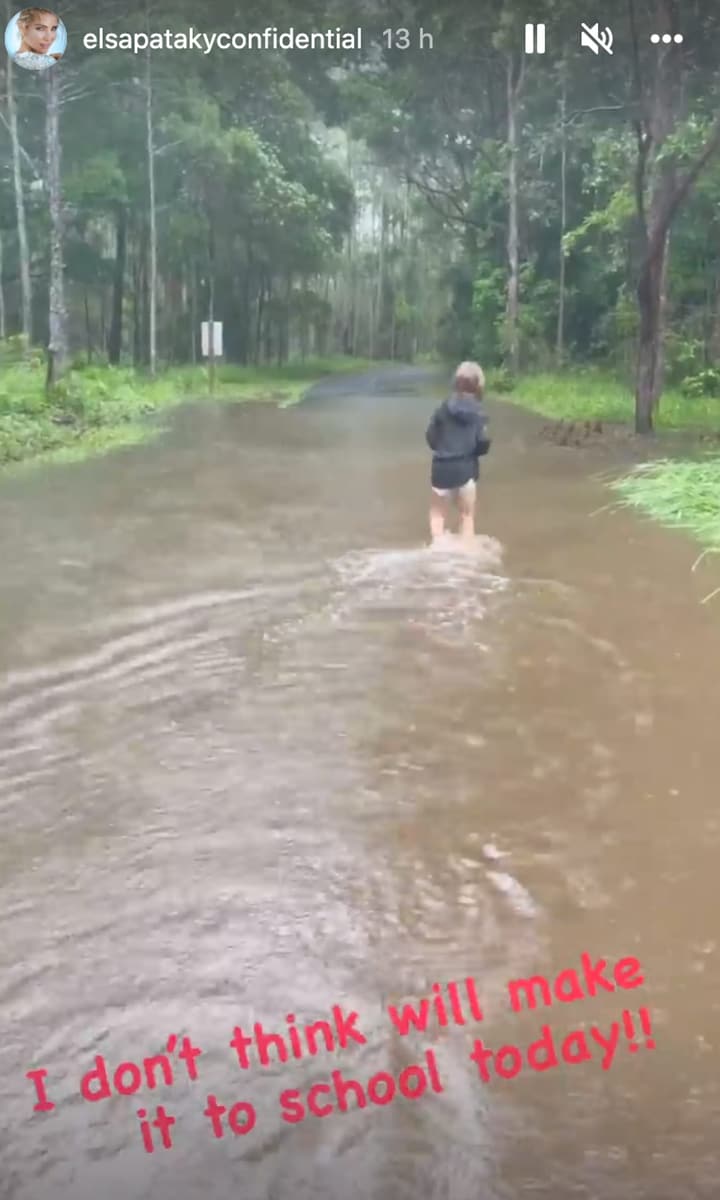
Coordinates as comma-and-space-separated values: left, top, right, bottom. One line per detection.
1, 0, 719, 427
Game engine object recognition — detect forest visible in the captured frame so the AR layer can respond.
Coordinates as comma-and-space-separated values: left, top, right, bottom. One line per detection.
1, 0, 720, 544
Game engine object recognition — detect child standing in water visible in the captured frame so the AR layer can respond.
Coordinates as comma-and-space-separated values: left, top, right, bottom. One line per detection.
425, 361, 491, 544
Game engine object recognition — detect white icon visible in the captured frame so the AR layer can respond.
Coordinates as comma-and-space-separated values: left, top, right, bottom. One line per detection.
580, 23, 614, 54
524, 23, 546, 54
650, 33, 683, 44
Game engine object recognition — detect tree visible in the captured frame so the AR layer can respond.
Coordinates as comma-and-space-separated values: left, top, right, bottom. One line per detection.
145, 44, 157, 376
629, 0, 720, 431
45, 67, 67, 385
4, 50, 32, 343
504, 47, 525, 373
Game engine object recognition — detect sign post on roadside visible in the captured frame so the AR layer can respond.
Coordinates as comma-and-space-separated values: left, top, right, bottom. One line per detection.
201, 321, 223, 394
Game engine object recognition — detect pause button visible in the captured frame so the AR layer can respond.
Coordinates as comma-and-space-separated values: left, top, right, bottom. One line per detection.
524, 23, 546, 54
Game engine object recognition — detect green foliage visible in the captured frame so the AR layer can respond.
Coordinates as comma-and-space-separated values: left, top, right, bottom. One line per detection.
563, 186, 635, 256
517, 271, 560, 369
0, 335, 34, 365
681, 369, 720, 399
471, 268, 506, 366
506, 370, 635, 422
486, 367, 516, 393
162, 90, 352, 285
3, 0, 720, 418
611, 289, 640, 341
498, 367, 720, 431
64, 152, 129, 209
613, 459, 720, 550
665, 335, 705, 385
0, 349, 378, 468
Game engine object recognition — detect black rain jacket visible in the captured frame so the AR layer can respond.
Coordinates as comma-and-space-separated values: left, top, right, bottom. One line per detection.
425, 393, 491, 460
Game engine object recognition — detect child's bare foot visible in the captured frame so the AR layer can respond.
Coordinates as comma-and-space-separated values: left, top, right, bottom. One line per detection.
429, 530, 456, 551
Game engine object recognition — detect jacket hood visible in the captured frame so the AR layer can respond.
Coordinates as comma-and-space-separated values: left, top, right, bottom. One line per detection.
445, 392, 481, 423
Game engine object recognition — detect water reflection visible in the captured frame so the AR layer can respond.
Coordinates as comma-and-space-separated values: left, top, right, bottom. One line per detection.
1, 369, 720, 1198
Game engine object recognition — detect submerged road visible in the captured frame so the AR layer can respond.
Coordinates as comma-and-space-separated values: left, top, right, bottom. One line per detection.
1, 366, 720, 1199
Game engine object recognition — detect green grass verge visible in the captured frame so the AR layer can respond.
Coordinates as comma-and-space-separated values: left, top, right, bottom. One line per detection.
500, 368, 720, 430
498, 368, 720, 554
611, 458, 720, 552
0, 354, 381, 471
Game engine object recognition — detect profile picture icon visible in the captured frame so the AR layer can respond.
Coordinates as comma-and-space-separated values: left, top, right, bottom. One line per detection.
4, 8, 66, 71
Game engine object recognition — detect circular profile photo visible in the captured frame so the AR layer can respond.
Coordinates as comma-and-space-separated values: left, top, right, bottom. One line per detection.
4, 8, 66, 71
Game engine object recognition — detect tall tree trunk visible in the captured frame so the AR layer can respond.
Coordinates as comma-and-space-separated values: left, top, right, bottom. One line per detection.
323, 276, 330, 357
45, 68, 67, 389
255, 281, 264, 364
702, 270, 712, 366
635, 246, 666, 432
389, 212, 397, 359
633, 3, 677, 434
711, 273, 720, 364
505, 53, 524, 374
100, 284, 107, 350
263, 279, 272, 362
630, 0, 720, 431
368, 194, 379, 358
141, 231, 149, 364
6, 49, 31, 344
349, 261, 357, 356
653, 230, 670, 410
207, 221, 216, 392
84, 287, 92, 362
108, 205, 127, 364
376, 193, 386, 357
0, 232, 5, 339
279, 272, 291, 365
556, 66, 567, 366
132, 238, 140, 365
241, 245, 252, 364
145, 47, 157, 376
190, 259, 197, 364
346, 196, 356, 355
299, 275, 308, 361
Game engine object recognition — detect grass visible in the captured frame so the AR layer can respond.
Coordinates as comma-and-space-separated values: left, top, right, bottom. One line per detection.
499, 367, 720, 429
0, 352, 382, 472
611, 458, 720, 554
500, 366, 720, 558
5, 349, 720, 567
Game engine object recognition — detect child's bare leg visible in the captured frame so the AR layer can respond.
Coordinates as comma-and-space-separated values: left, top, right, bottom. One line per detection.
457, 482, 476, 541
429, 490, 450, 541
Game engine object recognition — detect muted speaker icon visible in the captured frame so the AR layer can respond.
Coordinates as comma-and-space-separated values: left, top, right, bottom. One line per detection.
580, 23, 614, 54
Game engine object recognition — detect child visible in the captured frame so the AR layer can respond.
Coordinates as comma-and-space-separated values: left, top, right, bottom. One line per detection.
425, 361, 491, 543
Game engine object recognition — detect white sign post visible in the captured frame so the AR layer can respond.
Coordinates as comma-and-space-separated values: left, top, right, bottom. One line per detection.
201, 320, 222, 395
201, 321, 223, 358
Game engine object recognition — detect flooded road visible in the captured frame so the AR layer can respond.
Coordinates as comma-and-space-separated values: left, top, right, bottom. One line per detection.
2, 366, 720, 1200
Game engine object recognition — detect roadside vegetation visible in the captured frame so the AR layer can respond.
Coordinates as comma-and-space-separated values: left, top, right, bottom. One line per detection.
3, 3, 720, 556
611, 459, 720, 557
0, 342, 377, 470
485, 366, 720, 556
488, 368, 719, 431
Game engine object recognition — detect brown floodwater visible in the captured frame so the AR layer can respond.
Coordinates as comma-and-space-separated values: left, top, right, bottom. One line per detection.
1, 367, 720, 1200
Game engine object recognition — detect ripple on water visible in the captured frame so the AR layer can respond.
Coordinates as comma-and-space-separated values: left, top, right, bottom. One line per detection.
0, 583, 306, 803
325, 537, 509, 637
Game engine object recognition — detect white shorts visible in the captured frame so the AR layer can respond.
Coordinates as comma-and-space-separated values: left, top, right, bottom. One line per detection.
431, 479, 477, 500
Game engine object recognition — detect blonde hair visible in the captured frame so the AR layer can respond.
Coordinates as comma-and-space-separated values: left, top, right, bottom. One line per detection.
18, 8, 57, 28
453, 361, 485, 397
